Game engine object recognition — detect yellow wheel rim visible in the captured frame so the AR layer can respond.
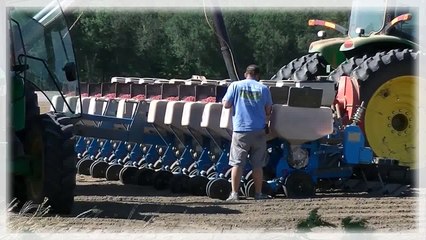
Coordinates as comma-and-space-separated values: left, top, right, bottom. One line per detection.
364, 75, 417, 168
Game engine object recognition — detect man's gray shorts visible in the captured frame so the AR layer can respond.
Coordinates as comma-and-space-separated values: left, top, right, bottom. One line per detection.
229, 130, 268, 169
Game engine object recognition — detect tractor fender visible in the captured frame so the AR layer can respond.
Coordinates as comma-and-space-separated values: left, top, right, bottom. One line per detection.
339, 35, 418, 58
308, 37, 347, 69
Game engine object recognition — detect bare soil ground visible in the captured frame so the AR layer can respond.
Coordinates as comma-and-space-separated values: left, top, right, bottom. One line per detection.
7, 174, 419, 233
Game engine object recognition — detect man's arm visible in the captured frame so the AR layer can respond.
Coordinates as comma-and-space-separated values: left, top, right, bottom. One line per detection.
264, 86, 273, 122
223, 99, 233, 109
265, 105, 272, 119
222, 83, 235, 109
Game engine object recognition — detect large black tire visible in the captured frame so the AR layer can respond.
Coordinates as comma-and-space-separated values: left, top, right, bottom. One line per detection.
351, 49, 419, 168
40, 113, 76, 214
15, 113, 77, 215
292, 53, 330, 81
327, 55, 368, 84
271, 54, 319, 80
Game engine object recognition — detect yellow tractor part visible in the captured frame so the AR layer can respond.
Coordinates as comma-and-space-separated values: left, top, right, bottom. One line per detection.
364, 75, 417, 168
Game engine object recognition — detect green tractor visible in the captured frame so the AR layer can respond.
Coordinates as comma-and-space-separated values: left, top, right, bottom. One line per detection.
9, 1, 80, 214
273, 0, 419, 170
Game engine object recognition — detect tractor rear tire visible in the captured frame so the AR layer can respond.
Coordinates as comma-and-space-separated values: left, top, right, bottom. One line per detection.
292, 53, 330, 81
40, 113, 76, 214
327, 55, 368, 84
271, 53, 318, 80
351, 49, 419, 168
17, 113, 76, 215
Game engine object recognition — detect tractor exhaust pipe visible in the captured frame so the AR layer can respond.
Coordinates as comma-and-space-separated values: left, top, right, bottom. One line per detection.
211, 7, 240, 81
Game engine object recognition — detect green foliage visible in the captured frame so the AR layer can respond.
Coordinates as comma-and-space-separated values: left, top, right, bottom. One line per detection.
296, 208, 337, 232
341, 216, 369, 232
66, 9, 349, 82
296, 208, 370, 232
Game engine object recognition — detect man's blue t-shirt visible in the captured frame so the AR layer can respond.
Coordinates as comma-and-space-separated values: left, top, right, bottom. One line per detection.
223, 79, 273, 132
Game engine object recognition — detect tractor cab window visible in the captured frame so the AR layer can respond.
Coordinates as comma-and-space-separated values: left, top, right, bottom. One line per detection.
10, 3, 79, 114
348, 0, 387, 38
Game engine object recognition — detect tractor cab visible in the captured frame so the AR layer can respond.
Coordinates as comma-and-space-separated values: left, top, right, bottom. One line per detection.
347, 0, 418, 41
339, 0, 418, 58
10, 2, 81, 115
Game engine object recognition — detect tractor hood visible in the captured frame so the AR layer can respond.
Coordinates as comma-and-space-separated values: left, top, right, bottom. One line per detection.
308, 37, 348, 69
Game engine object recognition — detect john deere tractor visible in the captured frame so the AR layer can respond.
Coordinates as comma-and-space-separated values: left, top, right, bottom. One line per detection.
9, 1, 80, 214
273, 0, 419, 172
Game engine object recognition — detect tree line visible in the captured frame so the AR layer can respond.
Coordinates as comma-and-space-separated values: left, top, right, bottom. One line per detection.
67, 8, 349, 83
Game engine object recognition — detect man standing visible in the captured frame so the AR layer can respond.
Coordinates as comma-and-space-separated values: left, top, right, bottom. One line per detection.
222, 64, 273, 201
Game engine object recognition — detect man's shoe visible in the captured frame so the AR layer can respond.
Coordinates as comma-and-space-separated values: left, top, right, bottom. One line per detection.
226, 192, 239, 201
255, 193, 272, 200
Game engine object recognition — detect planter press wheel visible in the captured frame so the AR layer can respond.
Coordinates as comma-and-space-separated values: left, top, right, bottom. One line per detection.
187, 162, 197, 173
153, 159, 162, 169
169, 160, 180, 173
170, 174, 190, 194
224, 168, 232, 179
119, 166, 138, 185
283, 172, 315, 198
76, 156, 85, 168
237, 179, 245, 197
77, 156, 93, 175
206, 165, 215, 176
152, 170, 174, 190
206, 178, 216, 197
136, 168, 155, 186
171, 165, 181, 173
208, 178, 231, 200
352, 49, 419, 168
188, 175, 209, 196
90, 160, 109, 178
139, 162, 148, 169
244, 179, 275, 198
107, 154, 115, 163
244, 179, 255, 198
244, 170, 253, 181
80, 149, 89, 159
189, 168, 198, 177
207, 171, 217, 178
105, 164, 124, 181
239, 184, 245, 197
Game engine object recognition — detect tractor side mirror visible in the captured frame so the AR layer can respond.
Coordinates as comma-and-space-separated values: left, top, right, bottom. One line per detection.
355, 28, 365, 37
63, 62, 77, 82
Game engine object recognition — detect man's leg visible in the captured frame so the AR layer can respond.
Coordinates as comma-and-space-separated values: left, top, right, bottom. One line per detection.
230, 165, 243, 193
248, 130, 271, 200
227, 132, 248, 201
251, 167, 263, 195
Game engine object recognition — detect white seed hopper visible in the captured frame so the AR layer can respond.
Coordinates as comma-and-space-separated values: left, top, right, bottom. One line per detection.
269, 105, 333, 144
201, 103, 232, 141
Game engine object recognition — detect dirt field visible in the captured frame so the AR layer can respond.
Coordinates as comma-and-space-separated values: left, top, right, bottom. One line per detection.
7, 174, 420, 233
